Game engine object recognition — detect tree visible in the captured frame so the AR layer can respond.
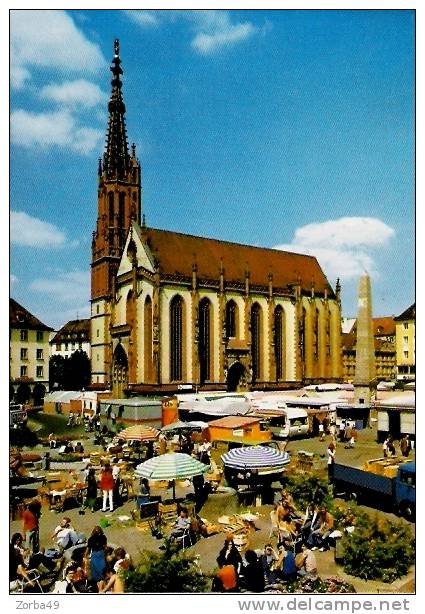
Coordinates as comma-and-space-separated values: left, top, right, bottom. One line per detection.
49, 351, 91, 391
49, 355, 66, 390
285, 474, 333, 510
65, 350, 91, 390
124, 546, 209, 593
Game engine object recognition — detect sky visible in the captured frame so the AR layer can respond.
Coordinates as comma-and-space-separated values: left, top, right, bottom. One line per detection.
9, 8, 415, 330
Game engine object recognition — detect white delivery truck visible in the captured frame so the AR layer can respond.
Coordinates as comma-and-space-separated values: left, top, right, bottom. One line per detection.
267, 407, 309, 439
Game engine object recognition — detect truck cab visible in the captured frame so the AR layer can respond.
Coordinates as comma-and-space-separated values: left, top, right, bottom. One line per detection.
395, 462, 415, 520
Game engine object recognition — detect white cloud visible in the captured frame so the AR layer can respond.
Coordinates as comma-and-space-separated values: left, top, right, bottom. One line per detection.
11, 109, 103, 154
274, 217, 395, 281
39, 79, 107, 110
292, 217, 395, 249
192, 22, 256, 55
10, 9, 106, 89
11, 211, 67, 248
126, 9, 259, 54
30, 270, 90, 305
11, 274, 18, 284
126, 10, 160, 27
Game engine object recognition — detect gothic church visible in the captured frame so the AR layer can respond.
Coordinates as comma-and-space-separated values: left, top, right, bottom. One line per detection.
91, 41, 342, 396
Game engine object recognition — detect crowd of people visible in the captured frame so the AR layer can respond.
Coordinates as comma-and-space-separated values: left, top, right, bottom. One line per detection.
10, 504, 133, 594
210, 489, 338, 592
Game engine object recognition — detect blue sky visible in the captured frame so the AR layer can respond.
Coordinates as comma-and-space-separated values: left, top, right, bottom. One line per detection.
10, 9, 415, 329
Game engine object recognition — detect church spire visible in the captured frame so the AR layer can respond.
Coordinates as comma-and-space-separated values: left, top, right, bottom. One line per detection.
103, 39, 130, 179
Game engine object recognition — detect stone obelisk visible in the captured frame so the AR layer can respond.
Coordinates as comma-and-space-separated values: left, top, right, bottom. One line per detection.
353, 273, 376, 405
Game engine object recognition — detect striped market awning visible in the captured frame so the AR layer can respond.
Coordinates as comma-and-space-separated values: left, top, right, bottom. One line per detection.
118, 425, 160, 441
134, 452, 209, 481
221, 446, 290, 471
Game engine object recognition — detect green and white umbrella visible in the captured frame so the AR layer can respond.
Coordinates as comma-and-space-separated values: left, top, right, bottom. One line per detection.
134, 452, 209, 500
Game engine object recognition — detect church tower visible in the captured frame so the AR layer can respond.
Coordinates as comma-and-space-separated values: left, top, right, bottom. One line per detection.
91, 39, 141, 386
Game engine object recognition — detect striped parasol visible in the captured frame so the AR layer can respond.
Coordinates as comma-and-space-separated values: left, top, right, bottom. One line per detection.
221, 446, 290, 471
135, 452, 209, 480
118, 425, 160, 441
134, 452, 209, 499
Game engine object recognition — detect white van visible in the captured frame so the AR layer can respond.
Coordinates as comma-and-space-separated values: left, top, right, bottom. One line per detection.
268, 408, 309, 439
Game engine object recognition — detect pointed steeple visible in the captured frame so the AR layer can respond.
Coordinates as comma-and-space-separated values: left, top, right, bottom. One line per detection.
103, 39, 130, 179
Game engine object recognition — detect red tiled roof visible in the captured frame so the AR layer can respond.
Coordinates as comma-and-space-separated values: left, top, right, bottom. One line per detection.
373, 317, 395, 337
208, 416, 261, 429
10, 298, 53, 331
343, 316, 395, 341
142, 226, 335, 296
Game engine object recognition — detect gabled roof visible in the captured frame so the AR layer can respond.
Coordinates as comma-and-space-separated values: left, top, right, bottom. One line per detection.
10, 298, 53, 331
373, 317, 396, 337
51, 319, 90, 344
141, 226, 335, 296
341, 316, 396, 349
394, 304, 415, 321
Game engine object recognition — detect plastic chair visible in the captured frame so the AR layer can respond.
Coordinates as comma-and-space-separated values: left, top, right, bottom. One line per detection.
175, 526, 194, 551
15, 569, 44, 593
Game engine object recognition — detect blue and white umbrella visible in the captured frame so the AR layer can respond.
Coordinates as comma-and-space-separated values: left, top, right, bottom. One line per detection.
221, 446, 290, 471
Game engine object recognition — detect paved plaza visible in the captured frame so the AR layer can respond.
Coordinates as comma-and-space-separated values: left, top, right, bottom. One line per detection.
11, 423, 415, 593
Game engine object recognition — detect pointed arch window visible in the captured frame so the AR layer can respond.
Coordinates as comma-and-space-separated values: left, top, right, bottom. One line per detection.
225, 300, 238, 339
118, 192, 125, 229
170, 295, 183, 382
274, 306, 285, 380
144, 295, 153, 382
251, 303, 262, 382
314, 308, 320, 359
199, 298, 212, 384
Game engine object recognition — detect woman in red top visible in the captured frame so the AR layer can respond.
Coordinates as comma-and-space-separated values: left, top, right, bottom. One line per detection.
22, 500, 40, 554
100, 463, 115, 512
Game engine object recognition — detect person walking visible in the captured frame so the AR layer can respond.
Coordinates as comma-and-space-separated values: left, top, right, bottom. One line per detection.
84, 468, 98, 512
387, 436, 396, 457
348, 427, 357, 448
400, 434, 411, 457
327, 442, 336, 480
100, 463, 115, 512
85, 526, 107, 586
22, 500, 40, 554
382, 435, 390, 458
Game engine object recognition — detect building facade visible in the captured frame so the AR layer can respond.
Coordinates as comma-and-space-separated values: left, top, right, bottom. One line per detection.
91, 41, 343, 396
394, 304, 415, 381
10, 298, 53, 405
341, 316, 396, 383
50, 319, 91, 359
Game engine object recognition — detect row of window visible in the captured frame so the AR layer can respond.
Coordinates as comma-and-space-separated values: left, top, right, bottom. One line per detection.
55, 342, 84, 351
19, 330, 45, 342
20, 348, 44, 360
20, 365, 44, 378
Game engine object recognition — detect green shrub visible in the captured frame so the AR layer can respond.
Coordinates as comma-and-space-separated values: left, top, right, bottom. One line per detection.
10, 425, 39, 447
341, 512, 415, 582
285, 473, 333, 510
124, 546, 209, 593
